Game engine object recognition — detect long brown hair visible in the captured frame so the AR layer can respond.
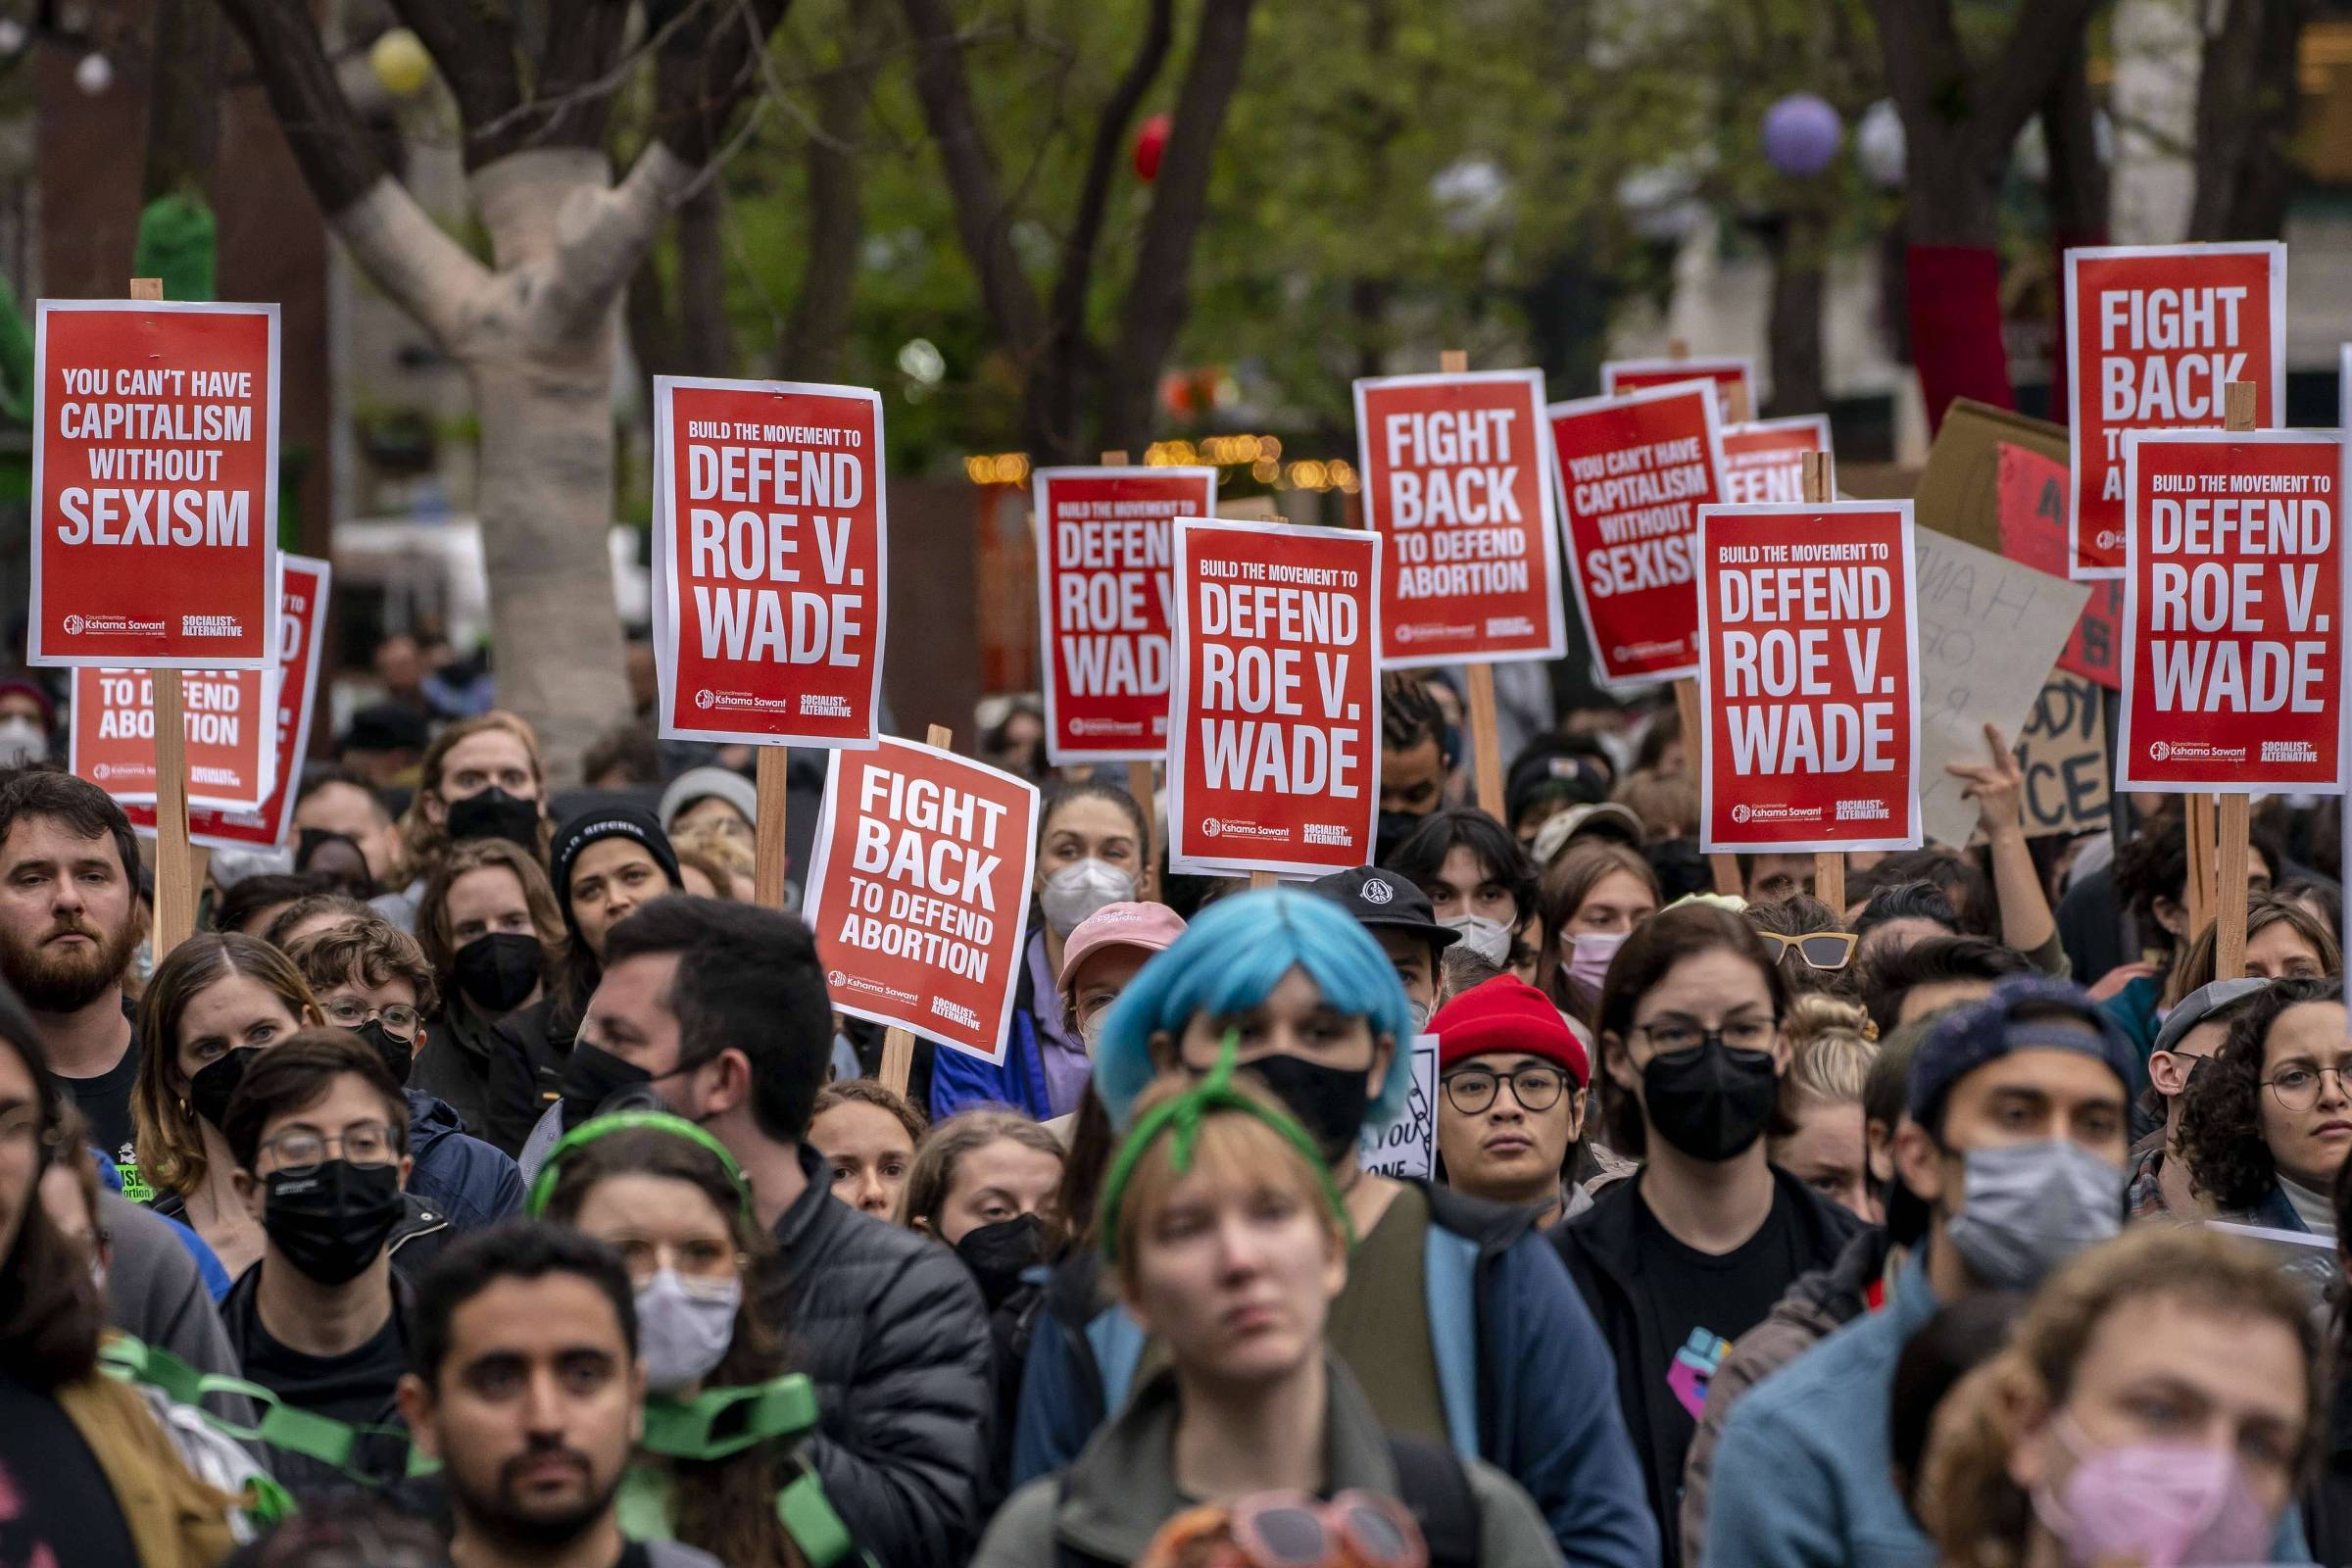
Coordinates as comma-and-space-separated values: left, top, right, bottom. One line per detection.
537, 1127, 802, 1568
897, 1109, 1066, 1238
415, 838, 565, 995
0, 1000, 103, 1389
2162, 892, 2342, 1008
391, 711, 554, 886
1592, 901, 1787, 1158
1536, 841, 1660, 1013
1919, 1226, 2317, 1568
130, 933, 323, 1199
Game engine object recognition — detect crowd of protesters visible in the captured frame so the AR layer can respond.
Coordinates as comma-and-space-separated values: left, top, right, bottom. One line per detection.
0, 653, 2345, 1568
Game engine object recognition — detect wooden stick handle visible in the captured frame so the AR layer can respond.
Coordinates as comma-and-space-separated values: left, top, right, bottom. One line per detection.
130, 277, 163, 301
1440, 349, 1468, 373
151, 669, 199, 956
878, 724, 961, 1097
2224, 381, 2257, 433
2184, 794, 2219, 942
2214, 795, 2251, 980
1250, 869, 1278, 890
754, 747, 792, 911
1127, 760, 1157, 890
1464, 664, 1504, 820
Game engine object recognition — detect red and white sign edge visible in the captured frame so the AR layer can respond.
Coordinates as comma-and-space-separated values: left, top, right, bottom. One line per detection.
649, 373, 888, 750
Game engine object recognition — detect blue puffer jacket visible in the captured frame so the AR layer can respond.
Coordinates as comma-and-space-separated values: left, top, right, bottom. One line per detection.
404, 1089, 526, 1232
1011, 1182, 1659, 1568
929, 928, 1055, 1120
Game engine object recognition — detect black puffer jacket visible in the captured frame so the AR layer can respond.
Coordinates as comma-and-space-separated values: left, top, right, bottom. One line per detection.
481, 993, 580, 1156
760, 1143, 993, 1567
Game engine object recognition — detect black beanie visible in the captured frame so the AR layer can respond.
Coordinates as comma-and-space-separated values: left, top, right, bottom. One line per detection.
549, 805, 683, 938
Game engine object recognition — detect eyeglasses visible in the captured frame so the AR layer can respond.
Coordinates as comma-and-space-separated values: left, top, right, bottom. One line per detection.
1756, 931, 1859, 972
322, 1000, 421, 1040
1442, 1064, 1570, 1116
1634, 1018, 1777, 1055
259, 1122, 399, 1171
2264, 1063, 2352, 1112
1227, 1489, 1427, 1568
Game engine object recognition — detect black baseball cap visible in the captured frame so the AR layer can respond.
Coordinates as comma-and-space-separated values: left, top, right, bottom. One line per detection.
1308, 866, 1460, 952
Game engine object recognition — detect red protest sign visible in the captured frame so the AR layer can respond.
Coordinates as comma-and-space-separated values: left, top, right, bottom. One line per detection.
2064, 242, 2285, 580
1697, 502, 1922, 853
73, 664, 275, 811
120, 555, 331, 849
1601, 358, 1754, 421
1351, 369, 1565, 667
1720, 416, 1832, 506
1549, 383, 1727, 683
1994, 442, 2122, 691
1031, 466, 1216, 762
653, 376, 885, 748
1168, 517, 1380, 876
804, 737, 1039, 1063
31, 301, 278, 669
2116, 430, 2342, 793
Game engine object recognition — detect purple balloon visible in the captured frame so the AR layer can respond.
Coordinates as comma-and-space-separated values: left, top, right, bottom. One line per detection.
1762, 93, 1843, 177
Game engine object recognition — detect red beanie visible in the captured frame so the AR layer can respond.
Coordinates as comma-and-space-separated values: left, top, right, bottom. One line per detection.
1431, 975, 1589, 1087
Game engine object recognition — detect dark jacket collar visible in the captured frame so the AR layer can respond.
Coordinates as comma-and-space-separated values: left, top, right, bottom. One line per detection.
769, 1141, 839, 1256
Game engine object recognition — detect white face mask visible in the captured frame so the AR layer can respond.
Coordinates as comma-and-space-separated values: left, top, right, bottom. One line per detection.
1440, 912, 1512, 967
0, 716, 47, 768
1039, 858, 1137, 937
634, 1269, 741, 1394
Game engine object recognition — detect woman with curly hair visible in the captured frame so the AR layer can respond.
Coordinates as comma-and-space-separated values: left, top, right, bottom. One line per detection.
1767, 995, 1878, 1221
2176, 975, 2351, 1239
1918, 1225, 2313, 1568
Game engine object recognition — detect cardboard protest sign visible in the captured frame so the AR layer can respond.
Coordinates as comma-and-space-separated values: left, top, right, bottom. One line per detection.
118, 555, 330, 850
1696, 503, 1922, 853
30, 301, 278, 670
2064, 243, 2285, 579
1915, 400, 2070, 557
1912, 532, 2090, 849
2117, 429, 2342, 793
803, 737, 1039, 1063
1167, 517, 1380, 876
1357, 1036, 1438, 1180
1720, 416, 1832, 506
1996, 442, 2122, 691
1030, 466, 1215, 763
72, 663, 275, 810
1601, 357, 1754, 420
1351, 370, 1565, 667
2014, 673, 2111, 840
653, 376, 885, 748
1549, 383, 1727, 683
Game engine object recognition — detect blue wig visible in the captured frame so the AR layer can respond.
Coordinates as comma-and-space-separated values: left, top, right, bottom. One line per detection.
1093, 888, 1416, 1132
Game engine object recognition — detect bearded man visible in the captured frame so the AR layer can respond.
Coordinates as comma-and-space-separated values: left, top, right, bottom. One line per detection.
0, 771, 147, 1193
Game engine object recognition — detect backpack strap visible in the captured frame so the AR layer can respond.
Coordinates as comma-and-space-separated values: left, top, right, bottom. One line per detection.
1385, 1434, 1482, 1568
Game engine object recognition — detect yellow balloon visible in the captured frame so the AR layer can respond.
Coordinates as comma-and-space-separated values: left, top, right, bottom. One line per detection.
369, 29, 432, 98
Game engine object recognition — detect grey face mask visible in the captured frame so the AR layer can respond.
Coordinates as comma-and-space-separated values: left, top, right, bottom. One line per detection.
1943, 1139, 2124, 1290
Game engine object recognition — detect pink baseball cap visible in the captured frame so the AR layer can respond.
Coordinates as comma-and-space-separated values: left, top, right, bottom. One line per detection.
1057, 901, 1188, 1002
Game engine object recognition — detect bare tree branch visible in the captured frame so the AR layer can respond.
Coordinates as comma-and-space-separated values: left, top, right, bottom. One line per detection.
1973, 0, 2105, 159
677, 180, 735, 373
654, 0, 796, 165
781, 7, 891, 379
530, 0, 639, 151
379, 0, 525, 168
1038, 0, 1173, 453
899, 0, 1048, 357
1102, 0, 1258, 449
209, 0, 389, 212
546, 141, 701, 330
332, 177, 497, 348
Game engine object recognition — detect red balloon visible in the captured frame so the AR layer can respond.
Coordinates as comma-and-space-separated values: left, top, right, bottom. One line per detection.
1133, 113, 1171, 182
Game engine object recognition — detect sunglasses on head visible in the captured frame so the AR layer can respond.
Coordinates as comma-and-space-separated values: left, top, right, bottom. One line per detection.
1756, 931, 1859, 972
1153, 1491, 1422, 1568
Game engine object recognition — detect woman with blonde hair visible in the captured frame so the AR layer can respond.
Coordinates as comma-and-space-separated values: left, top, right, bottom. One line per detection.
1918, 1225, 2314, 1568
1768, 995, 1879, 1221
974, 1062, 1562, 1567
130, 932, 326, 1279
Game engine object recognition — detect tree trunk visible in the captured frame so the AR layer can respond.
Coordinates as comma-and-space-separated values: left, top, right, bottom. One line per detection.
675, 179, 734, 375
1765, 209, 1829, 418
2189, 0, 2313, 240
780, 20, 885, 382
2042, 31, 2109, 420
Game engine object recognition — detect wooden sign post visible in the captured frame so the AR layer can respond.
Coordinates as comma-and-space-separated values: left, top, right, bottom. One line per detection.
1434, 349, 1510, 822
1800, 451, 1846, 915
2210, 380, 2259, 979
876, 724, 957, 1095
754, 747, 791, 911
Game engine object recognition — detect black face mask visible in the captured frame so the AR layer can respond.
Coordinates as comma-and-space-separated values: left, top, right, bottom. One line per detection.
955, 1213, 1046, 1311
559, 1044, 660, 1132
350, 1020, 414, 1088
1244, 1054, 1371, 1164
452, 932, 543, 1015
1375, 809, 1431, 866
263, 1159, 405, 1286
1641, 1040, 1780, 1162
445, 787, 541, 850
187, 1047, 261, 1131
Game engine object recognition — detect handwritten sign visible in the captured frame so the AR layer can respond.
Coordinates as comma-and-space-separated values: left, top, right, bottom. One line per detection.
1356, 1036, 1438, 1180
2014, 674, 2111, 840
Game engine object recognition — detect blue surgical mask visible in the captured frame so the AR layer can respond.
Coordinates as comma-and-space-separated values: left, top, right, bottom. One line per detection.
1944, 1139, 2123, 1289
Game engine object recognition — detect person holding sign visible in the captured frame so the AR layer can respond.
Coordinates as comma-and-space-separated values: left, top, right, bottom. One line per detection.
1554, 902, 1863, 1568
974, 1065, 1564, 1568
1020, 888, 1659, 1567
1431, 976, 1592, 1229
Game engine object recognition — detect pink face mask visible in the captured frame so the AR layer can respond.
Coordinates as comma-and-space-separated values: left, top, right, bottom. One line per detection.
2032, 1413, 2278, 1568
1565, 930, 1628, 1001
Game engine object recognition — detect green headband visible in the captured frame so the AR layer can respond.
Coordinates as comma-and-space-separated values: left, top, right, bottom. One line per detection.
1097, 1031, 1355, 1265
526, 1110, 755, 1229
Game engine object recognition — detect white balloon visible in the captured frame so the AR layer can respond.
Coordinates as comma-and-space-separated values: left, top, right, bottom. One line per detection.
1858, 99, 1905, 190
74, 53, 114, 95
